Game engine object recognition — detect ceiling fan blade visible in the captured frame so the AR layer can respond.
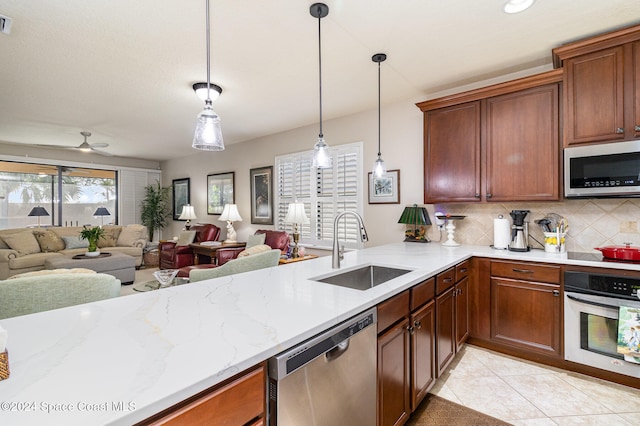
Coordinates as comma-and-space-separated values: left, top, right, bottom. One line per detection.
89, 142, 109, 148
90, 148, 113, 156
35, 143, 77, 150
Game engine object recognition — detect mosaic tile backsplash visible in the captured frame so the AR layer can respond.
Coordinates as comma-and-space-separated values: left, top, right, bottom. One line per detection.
425, 198, 640, 253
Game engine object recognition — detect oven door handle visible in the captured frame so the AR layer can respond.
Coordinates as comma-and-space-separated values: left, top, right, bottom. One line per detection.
566, 294, 619, 310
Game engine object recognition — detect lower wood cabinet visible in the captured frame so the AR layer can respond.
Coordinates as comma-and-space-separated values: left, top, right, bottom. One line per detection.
139, 363, 265, 426
377, 278, 436, 426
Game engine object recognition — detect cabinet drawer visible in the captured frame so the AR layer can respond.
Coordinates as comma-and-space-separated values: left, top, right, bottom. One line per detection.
152, 365, 264, 425
490, 260, 560, 284
411, 277, 435, 311
378, 290, 410, 333
455, 260, 470, 282
436, 267, 456, 295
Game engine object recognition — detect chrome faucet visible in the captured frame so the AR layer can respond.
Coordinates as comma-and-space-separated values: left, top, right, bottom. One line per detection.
332, 211, 368, 268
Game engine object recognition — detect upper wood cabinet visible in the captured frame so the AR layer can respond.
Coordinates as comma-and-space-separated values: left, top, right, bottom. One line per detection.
553, 24, 640, 146
417, 70, 562, 204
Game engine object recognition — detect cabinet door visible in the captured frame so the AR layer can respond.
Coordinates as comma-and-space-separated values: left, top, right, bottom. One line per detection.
634, 41, 640, 139
424, 102, 481, 203
435, 286, 455, 377
485, 84, 559, 201
410, 300, 435, 411
378, 318, 411, 426
564, 46, 625, 145
490, 278, 561, 357
455, 277, 469, 351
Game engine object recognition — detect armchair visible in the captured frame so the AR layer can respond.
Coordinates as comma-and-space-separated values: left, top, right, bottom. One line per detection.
216, 229, 290, 266
159, 223, 221, 270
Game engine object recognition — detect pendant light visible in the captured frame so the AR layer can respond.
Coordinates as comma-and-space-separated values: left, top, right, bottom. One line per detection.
310, 3, 332, 169
192, 0, 224, 151
372, 53, 387, 178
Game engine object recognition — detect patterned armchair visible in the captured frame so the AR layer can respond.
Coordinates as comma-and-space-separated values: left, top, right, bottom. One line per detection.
159, 223, 221, 270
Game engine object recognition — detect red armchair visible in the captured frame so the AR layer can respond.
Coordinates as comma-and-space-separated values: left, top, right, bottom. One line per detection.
159, 223, 221, 270
216, 229, 290, 266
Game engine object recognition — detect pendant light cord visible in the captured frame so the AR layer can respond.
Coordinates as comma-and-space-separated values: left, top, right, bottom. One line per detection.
205, 0, 211, 102
377, 60, 381, 157
317, 7, 323, 138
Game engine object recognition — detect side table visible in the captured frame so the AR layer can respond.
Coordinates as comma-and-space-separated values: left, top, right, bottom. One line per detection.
278, 254, 318, 265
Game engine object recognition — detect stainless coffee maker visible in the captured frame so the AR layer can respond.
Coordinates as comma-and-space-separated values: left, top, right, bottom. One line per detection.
508, 210, 530, 252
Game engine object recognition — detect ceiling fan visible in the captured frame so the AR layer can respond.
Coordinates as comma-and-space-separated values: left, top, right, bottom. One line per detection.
37, 131, 112, 156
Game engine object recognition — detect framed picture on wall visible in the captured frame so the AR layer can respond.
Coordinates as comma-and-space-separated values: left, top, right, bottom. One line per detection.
368, 169, 400, 204
207, 172, 235, 215
250, 166, 273, 224
172, 178, 191, 220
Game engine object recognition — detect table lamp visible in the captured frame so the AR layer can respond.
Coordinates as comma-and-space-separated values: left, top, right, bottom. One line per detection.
28, 206, 50, 228
397, 204, 431, 242
179, 204, 197, 230
284, 202, 309, 258
93, 207, 111, 227
219, 204, 242, 243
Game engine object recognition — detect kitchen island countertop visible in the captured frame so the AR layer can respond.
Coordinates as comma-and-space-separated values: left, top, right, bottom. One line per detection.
0, 243, 638, 425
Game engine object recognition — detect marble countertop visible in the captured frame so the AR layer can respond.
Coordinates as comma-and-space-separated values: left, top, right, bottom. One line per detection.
0, 243, 638, 425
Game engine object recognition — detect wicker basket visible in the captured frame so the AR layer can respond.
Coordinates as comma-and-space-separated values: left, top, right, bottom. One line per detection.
143, 249, 159, 267
0, 350, 9, 381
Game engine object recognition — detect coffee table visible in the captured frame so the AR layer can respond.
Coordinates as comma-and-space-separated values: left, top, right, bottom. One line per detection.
189, 242, 246, 265
132, 277, 189, 292
45, 251, 136, 284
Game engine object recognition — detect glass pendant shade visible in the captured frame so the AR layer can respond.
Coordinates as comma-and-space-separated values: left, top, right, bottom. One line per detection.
312, 137, 332, 169
192, 101, 224, 151
373, 155, 386, 177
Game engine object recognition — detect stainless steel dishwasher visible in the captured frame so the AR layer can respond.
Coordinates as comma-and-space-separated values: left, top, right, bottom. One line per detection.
267, 307, 377, 426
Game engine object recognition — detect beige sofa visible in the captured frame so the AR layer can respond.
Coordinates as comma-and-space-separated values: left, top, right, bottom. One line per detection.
0, 225, 148, 279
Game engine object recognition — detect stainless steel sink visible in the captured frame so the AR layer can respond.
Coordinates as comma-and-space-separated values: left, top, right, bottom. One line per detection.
312, 265, 412, 291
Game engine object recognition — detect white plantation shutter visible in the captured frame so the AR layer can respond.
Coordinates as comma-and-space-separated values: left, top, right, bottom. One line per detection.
276, 142, 363, 249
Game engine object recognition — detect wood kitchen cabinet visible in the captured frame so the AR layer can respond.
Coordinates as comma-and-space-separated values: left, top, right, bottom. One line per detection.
553, 25, 640, 146
139, 363, 265, 426
490, 260, 562, 358
435, 260, 470, 376
417, 70, 561, 203
377, 277, 436, 426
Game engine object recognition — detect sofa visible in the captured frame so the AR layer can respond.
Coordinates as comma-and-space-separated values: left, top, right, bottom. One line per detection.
216, 230, 290, 266
0, 270, 121, 319
0, 224, 148, 280
188, 249, 281, 283
159, 223, 221, 270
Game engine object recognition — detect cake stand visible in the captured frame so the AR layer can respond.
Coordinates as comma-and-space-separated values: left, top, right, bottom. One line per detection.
436, 214, 466, 247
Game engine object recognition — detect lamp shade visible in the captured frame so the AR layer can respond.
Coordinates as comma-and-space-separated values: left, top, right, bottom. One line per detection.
219, 204, 242, 222
284, 202, 310, 225
398, 204, 431, 226
193, 82, 222, 102
93, 207, 110, 216
28, 206, 50, 217
179, 205, 198, 221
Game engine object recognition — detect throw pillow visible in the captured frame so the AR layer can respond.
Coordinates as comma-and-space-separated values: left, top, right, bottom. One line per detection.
176, 231, 196, 246
2, 231, 41, 255
8, 268, 96, 279
246, 233, 267, 249
237, 244, 272, 257
33, 229, 65, 252
98, 227, 121, 248
62, 235, 89, 249
117, 224, 145, 247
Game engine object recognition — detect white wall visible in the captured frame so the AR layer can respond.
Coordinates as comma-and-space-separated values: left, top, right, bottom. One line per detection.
161, 97, 426, 247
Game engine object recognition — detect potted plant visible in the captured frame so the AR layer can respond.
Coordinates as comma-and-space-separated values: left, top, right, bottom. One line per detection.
80, 225, 105, 256
140, 181, 171, 242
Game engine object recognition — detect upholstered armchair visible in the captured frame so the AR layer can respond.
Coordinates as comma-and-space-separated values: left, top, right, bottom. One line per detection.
159, 223, 221, 270
216, 229, 290, 266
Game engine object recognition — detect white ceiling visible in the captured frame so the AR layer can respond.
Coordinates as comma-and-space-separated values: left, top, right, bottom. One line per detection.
0, 1, 639, 161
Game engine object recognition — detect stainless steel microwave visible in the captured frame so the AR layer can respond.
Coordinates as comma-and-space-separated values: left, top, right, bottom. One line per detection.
564, 140, 640, 198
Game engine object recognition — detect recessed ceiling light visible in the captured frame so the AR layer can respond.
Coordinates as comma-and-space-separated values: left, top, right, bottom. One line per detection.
504, 0, 535, 14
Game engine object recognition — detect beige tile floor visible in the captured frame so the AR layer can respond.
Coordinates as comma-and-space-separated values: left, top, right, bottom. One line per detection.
431, 345, 640, 425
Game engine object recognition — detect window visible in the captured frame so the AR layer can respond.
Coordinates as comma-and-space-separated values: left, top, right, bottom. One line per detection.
0, 161, 117, 228
275, 142, 363, 249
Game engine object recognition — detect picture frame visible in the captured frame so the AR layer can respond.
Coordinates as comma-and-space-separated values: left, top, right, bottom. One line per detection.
250, 166, 273, 224
207, 172, 235, 215
368, 169, 400, 204
172, 178, 191, 220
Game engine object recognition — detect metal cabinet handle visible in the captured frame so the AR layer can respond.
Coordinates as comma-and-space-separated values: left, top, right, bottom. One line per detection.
407, 325, 414, 335
475, 193, 480, 198
486, 193, 492, 199
443, 278, 453, 283
512, 268, 534, 274
553, 290, 560, 297
413, 320, 422, 330
616, 127, 624, 134
459, 268, 467, 273
635, 125, 640, 131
